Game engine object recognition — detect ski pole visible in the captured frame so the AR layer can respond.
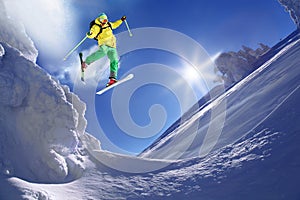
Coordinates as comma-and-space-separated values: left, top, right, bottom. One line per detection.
124, 20, 133, 37
63, 35, 88, 61
79, 52, 85, 82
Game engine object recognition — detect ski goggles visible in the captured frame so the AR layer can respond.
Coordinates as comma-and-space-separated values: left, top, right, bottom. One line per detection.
99, 18, 108, 23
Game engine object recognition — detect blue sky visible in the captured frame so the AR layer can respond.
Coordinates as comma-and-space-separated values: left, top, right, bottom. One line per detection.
70, 0, 294, 54
10, 0, 295, 155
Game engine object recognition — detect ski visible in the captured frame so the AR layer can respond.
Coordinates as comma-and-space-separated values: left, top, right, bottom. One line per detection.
96, 74, 134, 95
79, 52, 85, 82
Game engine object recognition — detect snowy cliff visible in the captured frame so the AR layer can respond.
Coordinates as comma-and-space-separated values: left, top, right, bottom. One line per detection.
0, 0, 94, 183
0, 42, 88, 183
279, 0, 300, 28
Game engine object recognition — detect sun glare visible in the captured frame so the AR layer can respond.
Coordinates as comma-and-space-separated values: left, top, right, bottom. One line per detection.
177, 53, 222, 96
178, 63, 209, 97
181, 65, 202, 83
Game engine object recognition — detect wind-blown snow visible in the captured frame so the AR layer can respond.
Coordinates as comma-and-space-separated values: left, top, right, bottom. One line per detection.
2, 0, 74, 62
0, 0, 38, 62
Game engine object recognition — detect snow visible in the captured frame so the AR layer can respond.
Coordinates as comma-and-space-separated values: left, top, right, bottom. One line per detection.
279, 0, 300, 28
215, 44, 270, 87
0, 0, 38, 62
0, 44, 4, 57
0, 42, 89, 184
140, 35, 300, 160
2, 122, 299, 199
2, 0, 74, 62
214, 0, 300, 87
1, 0, 300, 199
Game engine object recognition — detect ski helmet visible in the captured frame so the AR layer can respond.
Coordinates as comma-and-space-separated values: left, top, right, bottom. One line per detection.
98, 13, 108, 22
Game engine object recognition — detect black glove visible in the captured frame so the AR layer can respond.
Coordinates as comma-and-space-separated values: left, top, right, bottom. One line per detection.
121, 16, 126, 21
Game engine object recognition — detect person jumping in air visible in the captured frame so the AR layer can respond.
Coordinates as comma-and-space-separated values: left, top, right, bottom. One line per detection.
81, 13, 126, 87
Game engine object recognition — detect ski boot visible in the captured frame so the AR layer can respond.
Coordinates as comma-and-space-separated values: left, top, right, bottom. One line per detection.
106, 77, 118, 87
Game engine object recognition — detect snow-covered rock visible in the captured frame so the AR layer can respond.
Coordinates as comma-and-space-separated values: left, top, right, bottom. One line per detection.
0, 42, 87, 183
0, 0, 38, 62
279, 0, 300, 28
214, 44, 270, 87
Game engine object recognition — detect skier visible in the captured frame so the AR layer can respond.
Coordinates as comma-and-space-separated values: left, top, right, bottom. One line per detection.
81, 13, 126, 87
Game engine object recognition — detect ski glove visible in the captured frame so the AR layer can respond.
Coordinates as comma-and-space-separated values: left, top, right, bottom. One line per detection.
86, 32, 92, 37
121, 16, 126, 21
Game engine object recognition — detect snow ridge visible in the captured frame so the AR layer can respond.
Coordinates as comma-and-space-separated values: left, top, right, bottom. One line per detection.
0, 1, 91, 183
0, 42, 87, 183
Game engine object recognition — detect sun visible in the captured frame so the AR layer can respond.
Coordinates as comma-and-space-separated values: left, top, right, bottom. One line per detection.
176, 61, 213, 97
180, 64, 202, 84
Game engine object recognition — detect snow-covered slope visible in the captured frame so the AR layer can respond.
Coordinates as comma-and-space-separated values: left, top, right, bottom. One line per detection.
140, 30, 300, 160
2, 88, 299, 199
